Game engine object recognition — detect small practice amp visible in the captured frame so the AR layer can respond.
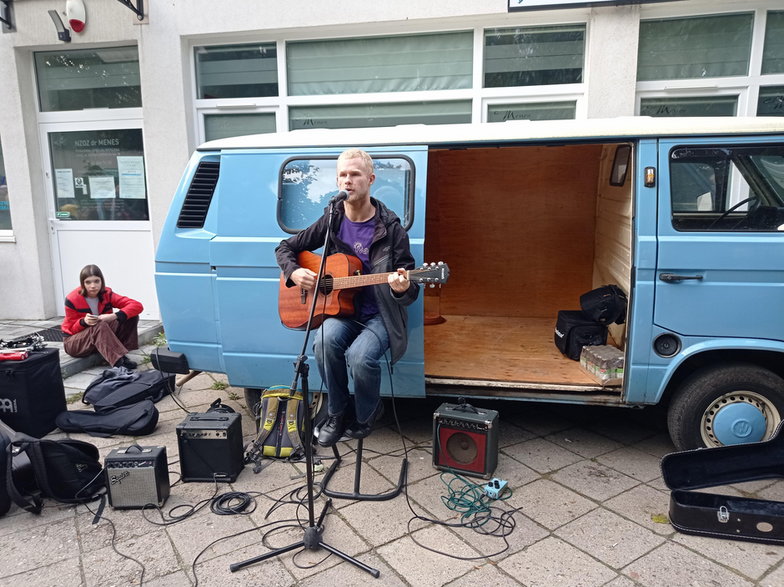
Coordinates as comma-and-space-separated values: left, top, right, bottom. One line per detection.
105, 445, 170, 509
433, 402, 499, 479
176, 411, 244, 482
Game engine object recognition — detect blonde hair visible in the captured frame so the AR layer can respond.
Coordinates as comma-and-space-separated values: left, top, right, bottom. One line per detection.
337, 149, 374, 174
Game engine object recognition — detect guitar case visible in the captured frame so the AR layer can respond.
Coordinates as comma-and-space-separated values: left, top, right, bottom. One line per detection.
661, 423, 784, 544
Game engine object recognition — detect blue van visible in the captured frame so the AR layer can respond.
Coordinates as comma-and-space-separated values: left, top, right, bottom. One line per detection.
155, 117, 784, 451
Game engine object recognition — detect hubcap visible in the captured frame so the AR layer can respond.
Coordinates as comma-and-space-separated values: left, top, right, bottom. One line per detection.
701, 391, 780, 447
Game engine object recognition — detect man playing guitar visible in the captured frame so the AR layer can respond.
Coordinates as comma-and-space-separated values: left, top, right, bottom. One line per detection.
275, 148, 419, 446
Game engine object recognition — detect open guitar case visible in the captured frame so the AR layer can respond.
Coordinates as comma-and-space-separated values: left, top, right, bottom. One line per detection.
661, 423, 784, 545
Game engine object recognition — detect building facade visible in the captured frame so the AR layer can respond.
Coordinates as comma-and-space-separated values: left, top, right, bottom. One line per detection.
0, 0, 781, 320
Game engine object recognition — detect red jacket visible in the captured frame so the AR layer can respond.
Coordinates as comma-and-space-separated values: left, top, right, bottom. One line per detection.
62, 286, 143, 335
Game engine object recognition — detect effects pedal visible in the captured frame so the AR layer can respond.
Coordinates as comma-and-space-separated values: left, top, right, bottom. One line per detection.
484, 477, 508, 500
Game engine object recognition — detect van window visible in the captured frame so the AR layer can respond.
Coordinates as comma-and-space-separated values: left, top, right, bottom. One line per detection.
279, 156, 413, 233
670, 145, 784, 232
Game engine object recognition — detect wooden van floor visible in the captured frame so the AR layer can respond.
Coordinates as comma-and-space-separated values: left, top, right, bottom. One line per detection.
424, 315, 618, 389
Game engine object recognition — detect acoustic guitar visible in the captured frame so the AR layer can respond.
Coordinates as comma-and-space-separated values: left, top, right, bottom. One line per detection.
279, 251, 450, 329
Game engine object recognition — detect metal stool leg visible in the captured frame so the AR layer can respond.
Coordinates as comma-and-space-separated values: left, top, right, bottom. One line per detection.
320, 438, 407, 501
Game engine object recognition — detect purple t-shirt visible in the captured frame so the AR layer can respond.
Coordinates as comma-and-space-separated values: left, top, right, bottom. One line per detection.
337, 216, 379, 319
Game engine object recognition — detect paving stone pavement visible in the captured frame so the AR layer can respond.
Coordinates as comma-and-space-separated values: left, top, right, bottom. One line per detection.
1, 330, 784, 585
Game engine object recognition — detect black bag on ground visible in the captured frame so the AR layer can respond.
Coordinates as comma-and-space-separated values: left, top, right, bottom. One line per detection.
5, 432, 105, 514
55, 400, 159, 437
83, 368, 174, 411
579, 284, 628, 325
554, 310, 608, 360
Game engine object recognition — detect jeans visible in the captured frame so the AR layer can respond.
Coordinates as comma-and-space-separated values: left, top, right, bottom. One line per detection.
314, 315, 389, 424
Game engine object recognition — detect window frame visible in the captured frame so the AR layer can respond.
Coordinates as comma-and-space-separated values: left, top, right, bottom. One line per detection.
636, 7, 784, 117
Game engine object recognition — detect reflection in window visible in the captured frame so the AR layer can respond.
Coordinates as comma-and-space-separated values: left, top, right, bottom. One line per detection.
287, 32, 472, 96
484, 25, 585, 88
195, 44, 278, 99
762, 11, 784, 75
49, 129, 149, 221
670, 145, 784, 232
280, 157, 413, 232
204, 113, 276, 141
638, 14, 753, 81
35, 47, 141, 112
758, 86, 784, 116
0, 139, 10, 230
487, 101, 576, 122
289, 101, 471, 130
640, 96, 737, 117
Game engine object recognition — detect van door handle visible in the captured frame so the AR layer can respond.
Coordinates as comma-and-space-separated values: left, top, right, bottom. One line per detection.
659, 273, 704, 282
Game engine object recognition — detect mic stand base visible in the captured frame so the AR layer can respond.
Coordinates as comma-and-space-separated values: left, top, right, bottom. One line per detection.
229, 498, 380, 578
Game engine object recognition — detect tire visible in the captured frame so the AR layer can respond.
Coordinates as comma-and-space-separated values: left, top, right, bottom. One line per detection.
667, 363, 784, 451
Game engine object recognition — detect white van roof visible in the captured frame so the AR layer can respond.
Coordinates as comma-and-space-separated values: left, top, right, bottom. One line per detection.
199, 116, 784, 151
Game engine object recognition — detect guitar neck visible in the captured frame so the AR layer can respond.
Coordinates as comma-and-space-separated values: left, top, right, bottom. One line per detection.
331, 271, 402, 291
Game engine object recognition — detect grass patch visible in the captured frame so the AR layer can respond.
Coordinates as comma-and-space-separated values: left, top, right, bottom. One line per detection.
152, 331, 167, 347
210, 381, 228, 391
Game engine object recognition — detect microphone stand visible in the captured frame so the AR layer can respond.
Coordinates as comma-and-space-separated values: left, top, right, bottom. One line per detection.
230, 194, 380, 578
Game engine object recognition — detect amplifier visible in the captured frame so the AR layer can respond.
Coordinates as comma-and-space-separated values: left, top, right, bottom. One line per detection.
433, 402, 499, 480
105, 445, 170, 509
176, 411, 244, 482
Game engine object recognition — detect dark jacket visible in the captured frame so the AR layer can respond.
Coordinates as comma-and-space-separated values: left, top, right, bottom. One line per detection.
275, 198, 418, 363
62, 287, 144, 335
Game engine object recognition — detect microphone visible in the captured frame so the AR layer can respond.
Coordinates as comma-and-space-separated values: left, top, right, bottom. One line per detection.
330, 190, 348, 204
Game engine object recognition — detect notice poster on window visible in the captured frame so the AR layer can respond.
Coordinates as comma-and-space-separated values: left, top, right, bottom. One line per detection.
88, 176, 116, 199
117, 156, 146, 199
55, 169, 75, 200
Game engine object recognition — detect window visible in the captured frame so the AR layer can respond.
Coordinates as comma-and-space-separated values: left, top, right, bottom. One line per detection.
280, 157, 413, 232
204, 113, 276, 141
287, 32, 472, 96
484, 25, 585, 87
640, 96, 737, 117
195, 44, 278, 99
762, 11, 784, 75
49, 129, 148, 221
637, 14, 753, 81
669, 145, 784, 232
0, 139, 10, 231
758, 86, 784, 116
487, 101, 576, 122
35, 47, 141, 112
289, 101, 471, 130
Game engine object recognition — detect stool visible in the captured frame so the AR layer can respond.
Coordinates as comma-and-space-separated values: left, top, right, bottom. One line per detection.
320, 438, 407, 501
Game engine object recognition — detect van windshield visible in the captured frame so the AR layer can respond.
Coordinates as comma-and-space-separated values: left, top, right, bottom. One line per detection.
670, 144, 784, 232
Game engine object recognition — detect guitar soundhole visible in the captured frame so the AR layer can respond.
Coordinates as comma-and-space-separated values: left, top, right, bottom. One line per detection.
318, 275, 334, 295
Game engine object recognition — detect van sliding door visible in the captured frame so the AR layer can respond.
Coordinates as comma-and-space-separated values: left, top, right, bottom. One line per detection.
211, 146, 428, 397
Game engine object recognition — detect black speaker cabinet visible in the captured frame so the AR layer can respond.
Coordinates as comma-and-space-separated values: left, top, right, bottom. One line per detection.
105, 445, 170, 509
433, 402, 499, 479
176, 412, 244, 482
0, 348, 65, 438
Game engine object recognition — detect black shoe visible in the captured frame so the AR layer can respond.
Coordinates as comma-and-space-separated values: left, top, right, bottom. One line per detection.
114, 356, 137, 370
317, 413, 344, 447
345, 402, 384, 440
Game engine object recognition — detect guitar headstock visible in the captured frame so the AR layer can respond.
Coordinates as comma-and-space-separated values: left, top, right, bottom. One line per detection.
411, 262, 450, 286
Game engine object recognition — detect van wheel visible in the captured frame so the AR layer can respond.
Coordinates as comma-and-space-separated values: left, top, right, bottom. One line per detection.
667, 364, 784, 451
243, 387, 327, 433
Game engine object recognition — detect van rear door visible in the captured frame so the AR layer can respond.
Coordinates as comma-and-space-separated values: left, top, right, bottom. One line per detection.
654, 137, 784, 340
210, 146, 428, 397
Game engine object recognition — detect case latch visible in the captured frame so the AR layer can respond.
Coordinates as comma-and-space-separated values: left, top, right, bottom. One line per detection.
717, 505, 730, 523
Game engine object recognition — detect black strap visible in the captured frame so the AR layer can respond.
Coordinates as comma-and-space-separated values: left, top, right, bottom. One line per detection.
5, 442, 43, 514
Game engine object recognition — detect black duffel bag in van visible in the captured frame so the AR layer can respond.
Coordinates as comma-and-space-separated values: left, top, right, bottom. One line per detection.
579, 284, 628, 325
554, 310, 608, 361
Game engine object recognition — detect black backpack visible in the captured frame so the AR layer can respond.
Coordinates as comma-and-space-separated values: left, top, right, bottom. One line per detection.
55, 400, 160, 438
82, 367, 174, 411
579, 284, 628, 325
4, 431, 105, 514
